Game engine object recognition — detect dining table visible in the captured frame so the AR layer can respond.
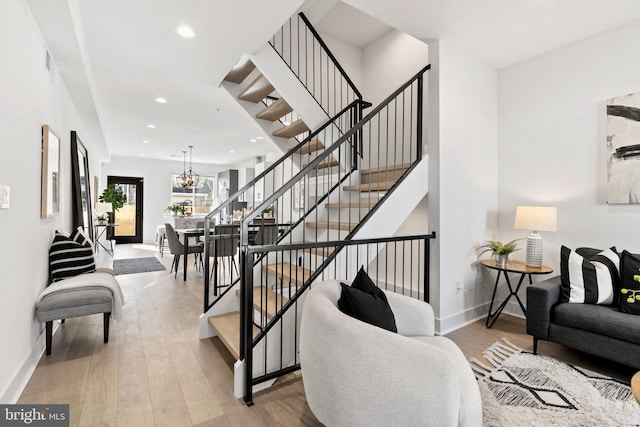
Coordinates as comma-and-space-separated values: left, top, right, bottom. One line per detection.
175, 228, 213, 281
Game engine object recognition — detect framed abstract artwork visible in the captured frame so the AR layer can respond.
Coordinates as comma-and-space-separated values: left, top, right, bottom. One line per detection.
607, 92, 640, 204
41, 124, 61, 218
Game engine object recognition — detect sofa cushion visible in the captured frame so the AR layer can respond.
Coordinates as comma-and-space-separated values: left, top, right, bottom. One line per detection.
338, 283, 397, 333
619, 250, 640, 315
49, 229, 96, 282
553, 302, 640, 345
560, 246, 619, 305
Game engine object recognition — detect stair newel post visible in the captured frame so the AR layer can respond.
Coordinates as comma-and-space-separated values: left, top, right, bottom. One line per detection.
416, 73, 424, 160
240, 221, 255, 405
204, 216, 211, 312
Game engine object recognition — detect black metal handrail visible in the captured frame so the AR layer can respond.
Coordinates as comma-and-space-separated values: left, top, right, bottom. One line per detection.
241, 233, 436, 405
236, 65, 430, 404
270, 12, 363, 118
203, 99, 367, 311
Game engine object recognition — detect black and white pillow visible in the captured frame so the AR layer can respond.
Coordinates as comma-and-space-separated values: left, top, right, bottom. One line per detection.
560, 246, 620, 305
49, 229, 96, 282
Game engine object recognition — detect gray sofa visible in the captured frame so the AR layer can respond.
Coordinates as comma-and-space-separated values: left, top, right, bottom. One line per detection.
527, 273, 640, 369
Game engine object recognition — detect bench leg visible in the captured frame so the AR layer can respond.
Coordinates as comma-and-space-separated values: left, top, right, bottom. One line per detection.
45, 321, 53, 356
104, 312, 111, 343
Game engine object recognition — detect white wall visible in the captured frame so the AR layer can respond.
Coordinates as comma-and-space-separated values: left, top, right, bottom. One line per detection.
318, 32, 364, 93
428, 40, 499, 333
101, 156, 228, 243
498, 19, 640, 300
363, 30, 429, 106
0, 0, 108, 402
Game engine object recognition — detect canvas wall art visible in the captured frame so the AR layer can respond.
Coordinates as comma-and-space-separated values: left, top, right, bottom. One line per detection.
607, 92, 640, 204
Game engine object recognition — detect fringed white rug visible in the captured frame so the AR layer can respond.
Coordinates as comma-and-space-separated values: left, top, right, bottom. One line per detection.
470, 339, 640, 426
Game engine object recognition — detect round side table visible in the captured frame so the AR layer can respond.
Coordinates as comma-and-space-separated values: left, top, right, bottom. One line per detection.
480, 259, 553, 328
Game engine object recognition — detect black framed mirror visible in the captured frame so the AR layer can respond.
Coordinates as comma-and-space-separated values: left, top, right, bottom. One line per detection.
71, 131, 93, 241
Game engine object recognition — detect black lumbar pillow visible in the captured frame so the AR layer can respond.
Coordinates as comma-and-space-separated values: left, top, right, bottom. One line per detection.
619, 250, 640, 315
337, 268, 397, 333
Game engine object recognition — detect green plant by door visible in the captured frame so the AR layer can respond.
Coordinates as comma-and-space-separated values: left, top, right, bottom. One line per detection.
99, 185, 127, 213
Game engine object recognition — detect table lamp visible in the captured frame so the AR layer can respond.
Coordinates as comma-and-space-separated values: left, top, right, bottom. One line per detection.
514, 205, 557, 267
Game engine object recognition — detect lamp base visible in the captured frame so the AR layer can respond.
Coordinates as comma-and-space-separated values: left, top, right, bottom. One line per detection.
526, 232, 543, 267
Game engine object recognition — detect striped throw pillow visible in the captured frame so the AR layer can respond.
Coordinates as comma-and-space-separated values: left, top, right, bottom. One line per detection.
560, 246, 620, 305
49, 229, 96, 282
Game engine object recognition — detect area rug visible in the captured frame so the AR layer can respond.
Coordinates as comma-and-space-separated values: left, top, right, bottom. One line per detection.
113, 257, 166, 275
470, 339, 640, 426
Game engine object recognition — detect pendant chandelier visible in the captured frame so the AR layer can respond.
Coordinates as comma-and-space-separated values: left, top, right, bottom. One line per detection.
176, 145, 200, 188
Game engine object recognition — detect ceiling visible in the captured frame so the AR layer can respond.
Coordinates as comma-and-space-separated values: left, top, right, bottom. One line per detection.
24, 0, 640, 166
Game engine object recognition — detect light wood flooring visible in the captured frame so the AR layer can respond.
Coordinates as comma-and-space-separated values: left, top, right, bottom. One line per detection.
18, 244, 636, 426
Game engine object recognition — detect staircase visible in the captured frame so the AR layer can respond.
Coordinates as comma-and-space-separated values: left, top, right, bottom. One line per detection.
200, 11, 433, 405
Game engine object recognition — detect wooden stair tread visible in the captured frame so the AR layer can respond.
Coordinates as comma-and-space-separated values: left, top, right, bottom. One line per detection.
304, 159, 340, 169
238, 74, 275, 103
343, 180, 396, 192
306, 221, 355, 231
325, 201, 378, 209
235, 287, 288, 320
223, 58, 256, 84
293, 139, 324, 155
360, 163, 412, 175
273, 119, 310, 138
208, 312, 259, 360
262, 263, 314, 286
256, 98, 293, 121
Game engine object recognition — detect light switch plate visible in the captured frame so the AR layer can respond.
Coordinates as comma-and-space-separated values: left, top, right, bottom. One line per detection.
0, 185, 10, 209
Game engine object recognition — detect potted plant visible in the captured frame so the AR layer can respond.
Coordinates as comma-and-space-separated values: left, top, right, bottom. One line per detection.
477, 239, 520, 267
166, 204, 183, 217
262, 205, 274, 218
96, 213, 108, 225
98, 185, 127, 213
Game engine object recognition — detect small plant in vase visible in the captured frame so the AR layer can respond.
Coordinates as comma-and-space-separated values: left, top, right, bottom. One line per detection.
96, 213, 108, 225
262, 205, 274, 218
477, 239, 520, 267
166, 204, 184, 217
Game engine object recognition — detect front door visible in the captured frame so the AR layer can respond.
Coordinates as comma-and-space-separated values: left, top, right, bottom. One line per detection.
107, 176, 143, 244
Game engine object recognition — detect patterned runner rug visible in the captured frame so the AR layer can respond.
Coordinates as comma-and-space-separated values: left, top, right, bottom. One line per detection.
113, 257, 166, 275
470, 339, 640, 426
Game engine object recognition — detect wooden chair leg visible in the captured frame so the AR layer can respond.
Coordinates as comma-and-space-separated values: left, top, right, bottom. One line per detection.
104, 312, 111, 343
45, 321, 53, 355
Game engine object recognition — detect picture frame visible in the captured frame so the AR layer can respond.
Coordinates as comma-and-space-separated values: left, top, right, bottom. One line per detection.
41, 124, 60, 218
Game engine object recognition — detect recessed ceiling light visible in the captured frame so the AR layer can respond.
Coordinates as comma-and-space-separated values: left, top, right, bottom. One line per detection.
142, 140, 150, 144
249, 139, 256, 143
146, 124, 156, 129
229, 150, 235, 153
175, 25, 196, 38
255, 136, 264, 140
154, 97, 167, 104
139, 153, 145, 156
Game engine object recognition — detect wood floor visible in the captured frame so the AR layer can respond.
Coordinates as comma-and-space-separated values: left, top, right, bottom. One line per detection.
18, 244, 636, 426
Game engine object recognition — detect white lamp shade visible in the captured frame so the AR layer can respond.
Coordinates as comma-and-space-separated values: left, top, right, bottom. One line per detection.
514, 206, 557, 232
96, 202, 112, 213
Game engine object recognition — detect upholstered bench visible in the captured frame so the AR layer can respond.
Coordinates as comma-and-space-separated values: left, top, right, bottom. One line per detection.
36, 270, 124, 355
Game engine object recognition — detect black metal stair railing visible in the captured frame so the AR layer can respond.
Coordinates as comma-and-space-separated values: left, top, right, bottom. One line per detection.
238, 65, 430, 404
270, 12, 362, 118
203, 100, 367, 312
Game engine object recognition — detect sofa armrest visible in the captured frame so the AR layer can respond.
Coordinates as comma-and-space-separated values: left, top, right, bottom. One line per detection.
526, 275, 562, 340
384, 290, 435, 336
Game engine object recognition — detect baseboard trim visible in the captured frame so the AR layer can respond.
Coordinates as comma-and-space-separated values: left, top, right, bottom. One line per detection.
0, 322, 56, 403
435, 299, 526, 336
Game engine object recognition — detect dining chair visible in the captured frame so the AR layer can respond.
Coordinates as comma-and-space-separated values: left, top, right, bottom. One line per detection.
209, 225, 240, 290
253, 223, 279, 245
164, 223, 204, 278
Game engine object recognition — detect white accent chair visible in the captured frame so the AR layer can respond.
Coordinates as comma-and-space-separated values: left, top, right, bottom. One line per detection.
300, 280, 482, 427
